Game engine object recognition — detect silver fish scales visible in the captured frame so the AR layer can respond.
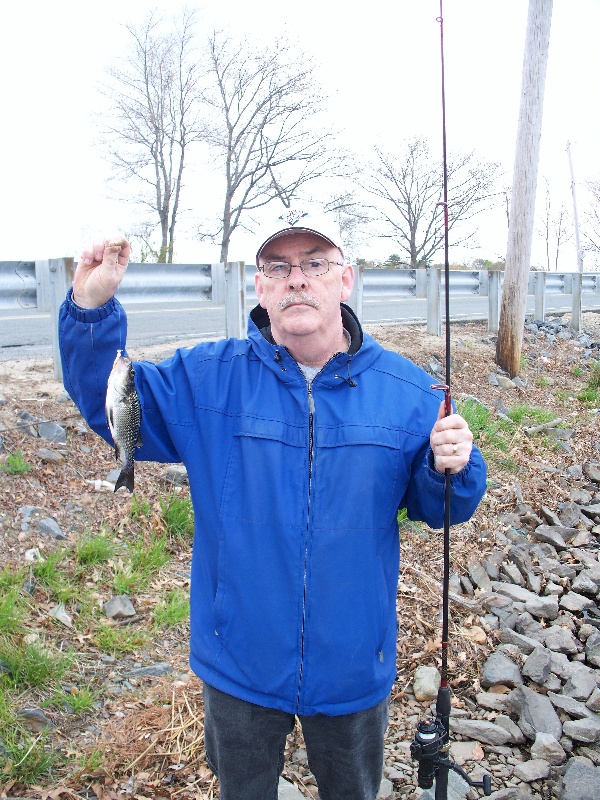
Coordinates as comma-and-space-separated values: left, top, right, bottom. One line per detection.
105, 350, 142, 492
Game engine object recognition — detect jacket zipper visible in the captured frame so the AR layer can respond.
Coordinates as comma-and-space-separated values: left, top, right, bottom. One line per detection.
296, 382, 315, 712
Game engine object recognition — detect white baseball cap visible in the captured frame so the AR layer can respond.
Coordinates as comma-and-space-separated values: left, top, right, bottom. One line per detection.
255, 207, 344, 264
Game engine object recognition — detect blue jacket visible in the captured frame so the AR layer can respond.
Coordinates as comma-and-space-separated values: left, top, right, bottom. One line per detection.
59, 293, 486, 716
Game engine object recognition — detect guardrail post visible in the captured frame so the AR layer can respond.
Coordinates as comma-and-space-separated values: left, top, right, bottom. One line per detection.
534, 271, 546, 321
571, 272, 582, 333
347, 263, 364, 321
224, 261, 246, 339
426, 268, 441, 337
49, 257, 75, 381
488, 271, 501, 333
35, 260, 52, 313
211, 263, 225, 305
415, 268, 427, 299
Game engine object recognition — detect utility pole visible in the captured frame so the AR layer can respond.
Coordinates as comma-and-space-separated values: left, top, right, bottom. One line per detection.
566, 140, 584, 332
496, 0, 554, 376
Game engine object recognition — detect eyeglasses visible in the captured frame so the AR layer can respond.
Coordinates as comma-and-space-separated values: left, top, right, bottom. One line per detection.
259, 259, 344, 279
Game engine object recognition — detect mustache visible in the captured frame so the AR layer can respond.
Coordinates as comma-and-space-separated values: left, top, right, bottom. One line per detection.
278, 292, 321, 311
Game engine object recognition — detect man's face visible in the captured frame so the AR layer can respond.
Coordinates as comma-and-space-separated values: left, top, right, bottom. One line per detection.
254, 232, 354, 344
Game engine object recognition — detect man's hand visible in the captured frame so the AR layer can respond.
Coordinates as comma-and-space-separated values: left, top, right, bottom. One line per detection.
430, 399, 473, 475
72, 236, 130, 309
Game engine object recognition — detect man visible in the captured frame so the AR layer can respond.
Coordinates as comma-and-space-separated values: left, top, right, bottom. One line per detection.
59, 208, 486, 800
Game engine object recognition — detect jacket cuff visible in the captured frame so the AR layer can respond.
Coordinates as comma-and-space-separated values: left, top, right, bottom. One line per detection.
64, 287, 118, 323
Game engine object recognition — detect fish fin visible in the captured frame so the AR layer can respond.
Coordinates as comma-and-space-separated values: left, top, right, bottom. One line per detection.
114, 463, 134, 493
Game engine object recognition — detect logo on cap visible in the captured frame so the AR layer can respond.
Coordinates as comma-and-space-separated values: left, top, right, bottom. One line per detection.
279, 209, 309, 227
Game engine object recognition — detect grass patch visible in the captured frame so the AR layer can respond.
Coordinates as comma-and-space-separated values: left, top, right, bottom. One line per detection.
93, 624, 149, 655
160, 491, 194, 541
153, 588, 190, 630
42, 684, 99, 715
130, 492, 152, 520
0, 637, 71, 690
0, 693, 55, 782
0, 448, 33, 474
75, 532, 116, 566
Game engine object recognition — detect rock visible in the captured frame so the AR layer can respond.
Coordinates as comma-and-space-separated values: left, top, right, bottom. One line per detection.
492, 583, 539, 604
581, 504, 600, 519
468, 561, 493, 593
563, 667, 599, 701
448, 718, 511, 745
17, 410, 39, 437
17, 707, 55, 732
560, 593, 597, 613
413, 666, 441, 702
526, 594, 559, 620
480, 652, 523, 689
35, 517, 66, 540
572, 574, 600, 596
449, 740, 484, 765
162, 464, 189, 486
125, 663, 173, 678
585, 631, 600, 667
583, 462, 600, 483
498, 628, 541, 654
103, 595, 137, 620
476, 692, 512, 712
532, 525, 570, 550
512, 758, 550, 782
515, 612, 546, 641
507, 685, 562, 741
562, 717, 600, 744
35, 447, 65, 463
278, 777, 305, 800
530, 732, 567, 765
377, 777, 394, 800
547, 692, 599, 720
545, 626, 580, 654
494, 714, 526, 744
522, 645, 552, 684
586, 689, 600, 713
561, 757, 600, 800
37, 421, 67, 443
497, 376, 517, 390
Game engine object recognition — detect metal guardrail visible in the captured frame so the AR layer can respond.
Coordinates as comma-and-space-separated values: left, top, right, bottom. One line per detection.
1, 260, 599, 312
1, 259, 599, 379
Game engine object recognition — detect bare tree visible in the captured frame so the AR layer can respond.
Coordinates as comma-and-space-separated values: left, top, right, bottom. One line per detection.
583, 180, 600, 255
200, 32, 339, 263
101, 10, 205, 262
538, 179, 572, 270
362, 138, 500, 268
496, 0, 554, 375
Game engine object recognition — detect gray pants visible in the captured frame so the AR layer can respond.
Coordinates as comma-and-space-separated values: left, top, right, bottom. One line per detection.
203, 683, 389, 800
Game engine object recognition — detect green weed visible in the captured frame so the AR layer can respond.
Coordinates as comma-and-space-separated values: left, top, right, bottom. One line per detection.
43, 684, 98, 715
75, 533, 116, 566
0, 584, 27, 635
153, 588, 190, 629
93, 624, 148, 655
160, 491, 194, 541
0, 449, 33, 474
0, 637, 71, 689
130, 493, 152, 520
505, 404, 554, 426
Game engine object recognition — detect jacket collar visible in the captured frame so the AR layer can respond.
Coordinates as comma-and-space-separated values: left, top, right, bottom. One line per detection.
247, 303, 380, 388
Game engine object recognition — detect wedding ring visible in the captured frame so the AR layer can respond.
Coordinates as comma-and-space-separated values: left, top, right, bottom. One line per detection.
452, 443, 458, 454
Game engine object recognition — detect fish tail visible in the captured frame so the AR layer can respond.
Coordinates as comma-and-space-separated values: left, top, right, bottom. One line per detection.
114, 461, 135, 493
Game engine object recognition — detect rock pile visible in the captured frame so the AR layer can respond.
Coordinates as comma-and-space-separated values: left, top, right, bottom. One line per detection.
430, 459, 600, 799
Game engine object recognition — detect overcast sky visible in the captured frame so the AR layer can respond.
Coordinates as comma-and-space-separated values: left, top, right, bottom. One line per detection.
2, 0, 599, 268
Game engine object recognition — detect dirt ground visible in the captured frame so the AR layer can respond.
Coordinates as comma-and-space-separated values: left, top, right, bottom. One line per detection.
0, 311, 598, 798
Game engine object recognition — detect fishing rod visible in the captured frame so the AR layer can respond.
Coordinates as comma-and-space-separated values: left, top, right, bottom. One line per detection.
409, 4, 492, 797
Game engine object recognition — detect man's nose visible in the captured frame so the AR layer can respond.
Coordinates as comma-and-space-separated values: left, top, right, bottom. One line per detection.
287, 264, 307, 288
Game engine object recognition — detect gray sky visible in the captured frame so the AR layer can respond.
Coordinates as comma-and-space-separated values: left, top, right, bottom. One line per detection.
2, 0, 599, 268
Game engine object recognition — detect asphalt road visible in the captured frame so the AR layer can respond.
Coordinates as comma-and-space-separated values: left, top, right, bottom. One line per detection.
1, 294, 599, 363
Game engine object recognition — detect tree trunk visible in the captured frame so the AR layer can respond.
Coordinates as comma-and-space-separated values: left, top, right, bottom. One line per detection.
496, 0, 553, 376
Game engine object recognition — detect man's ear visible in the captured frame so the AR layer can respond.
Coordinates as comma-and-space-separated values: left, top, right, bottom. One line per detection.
254, 270, 267, 308
340, 264, 354, 302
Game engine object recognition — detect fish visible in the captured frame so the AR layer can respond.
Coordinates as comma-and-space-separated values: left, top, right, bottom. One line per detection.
105, 350, 142, 492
